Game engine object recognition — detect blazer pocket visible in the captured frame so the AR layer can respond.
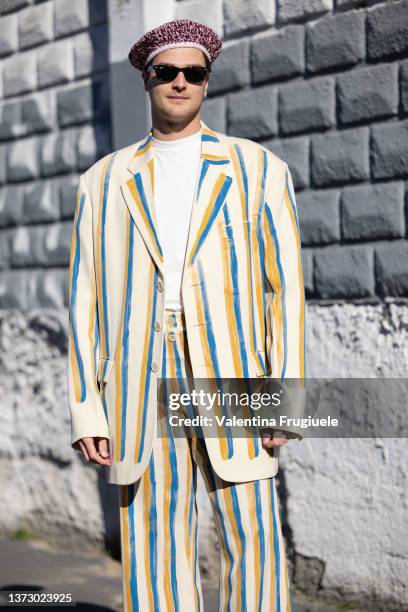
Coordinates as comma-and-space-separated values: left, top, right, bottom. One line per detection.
97, 357, 114, 385
250, 350, 270, 378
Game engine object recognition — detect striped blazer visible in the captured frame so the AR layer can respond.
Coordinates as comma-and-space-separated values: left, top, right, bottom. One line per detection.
67, 119, 306, 486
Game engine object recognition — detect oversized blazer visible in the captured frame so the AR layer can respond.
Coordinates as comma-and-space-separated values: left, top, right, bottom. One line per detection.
67, 119, 306, 486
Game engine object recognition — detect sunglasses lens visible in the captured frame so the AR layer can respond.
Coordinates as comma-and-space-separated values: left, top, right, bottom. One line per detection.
184, 67, 206, 83
154, 65, 207, 84
155, 66, 179, 81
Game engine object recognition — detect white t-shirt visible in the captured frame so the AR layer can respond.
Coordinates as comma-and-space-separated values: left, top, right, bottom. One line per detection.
152, 129, 202, 311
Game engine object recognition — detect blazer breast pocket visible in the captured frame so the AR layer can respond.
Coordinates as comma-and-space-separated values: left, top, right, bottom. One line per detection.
221, 216, 262, 245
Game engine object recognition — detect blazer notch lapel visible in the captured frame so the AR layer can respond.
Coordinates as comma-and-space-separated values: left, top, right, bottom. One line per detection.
121, 135, 164, 276
182, 125, 233, 284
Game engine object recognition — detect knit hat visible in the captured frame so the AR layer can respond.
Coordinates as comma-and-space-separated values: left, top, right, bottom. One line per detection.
128, 18, 223, 72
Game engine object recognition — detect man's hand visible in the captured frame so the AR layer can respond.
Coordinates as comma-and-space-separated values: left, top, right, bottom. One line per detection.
261, 429, 289, 449
73, 437, 113, 466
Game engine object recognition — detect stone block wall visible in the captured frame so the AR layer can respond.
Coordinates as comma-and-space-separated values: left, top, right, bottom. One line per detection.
0, 0, 111, 310
0, 0, 117, 554
189, 0, 408, 304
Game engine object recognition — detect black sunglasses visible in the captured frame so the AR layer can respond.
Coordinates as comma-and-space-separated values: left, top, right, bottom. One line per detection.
145, 63, 210, 84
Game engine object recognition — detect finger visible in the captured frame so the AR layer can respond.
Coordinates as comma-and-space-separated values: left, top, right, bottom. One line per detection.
262, 437, 289, 448
78, 439, 89, 461
97, 438, 112, 463
83, 438, 112, 466
97, 438, 109, 458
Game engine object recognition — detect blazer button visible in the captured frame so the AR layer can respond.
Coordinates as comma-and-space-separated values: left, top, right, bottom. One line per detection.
151, 361, 158, 372
157, 280, 164, 292
154, 321, 161, 331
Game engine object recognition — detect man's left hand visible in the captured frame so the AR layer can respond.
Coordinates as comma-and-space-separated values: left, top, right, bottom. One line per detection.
261, 429, 289, 448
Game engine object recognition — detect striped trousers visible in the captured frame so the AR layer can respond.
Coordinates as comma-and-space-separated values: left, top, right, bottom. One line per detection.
118, 308, 293, 612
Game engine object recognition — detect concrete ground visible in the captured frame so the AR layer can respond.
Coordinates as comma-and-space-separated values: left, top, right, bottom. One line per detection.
0, 538, 360, 611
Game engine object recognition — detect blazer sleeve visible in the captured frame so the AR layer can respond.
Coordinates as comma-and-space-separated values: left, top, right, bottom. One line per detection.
67, 173, 110, 449
261, 160, 307, 441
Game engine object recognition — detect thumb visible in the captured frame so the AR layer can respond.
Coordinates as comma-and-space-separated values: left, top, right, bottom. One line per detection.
97, 438, 110, 458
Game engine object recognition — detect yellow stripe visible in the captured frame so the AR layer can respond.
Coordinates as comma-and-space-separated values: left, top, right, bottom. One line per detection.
162, 337, 175, 610
224, 487, 243, 611
209, 492, 231, 612
68, 195, 81, 402
114, 215, 131, 462
96, 157, 112, 357
283, 184, 306, 380
188, 173, 227, 267
119, 486, 132, 612
143, 470, 154, 610
191, 267, 229, 460
217, 223, 243, 376
148, 157, 154, 194
252, 149, 267, 370
268, 482, 276, 609
247, 484, 261, 610
134, 140, 153, 157
135, 260, 154, 463
229, 145, 258, 360
263, 215, 284, 373
285, 556, 291, 612
126, 175, 163, 264
88, 259, 98, 394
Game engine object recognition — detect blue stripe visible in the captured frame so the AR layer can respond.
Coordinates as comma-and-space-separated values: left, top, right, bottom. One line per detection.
137, 267, 159, 462
128, 484, 139, 610
197, 260, 221, 379
164, 401, 181, 611
101, 153, 116, 358
120, 221, 134, 461
235, 144, 259, 362
137, 133, 153, 151
264, 205, 288, 382
70, 193, 86, 401
270, 478, 281, 611
230, 486, 247, 610
255, 151, 269, 373
94, 302, 99, 381
192, 490, 202, 612
196, 159, 210, 202
254, 481, 266, 612
202, 133, 219, 142
191, 175, 232, 265
148, 457, 160, 610
223, 205, 249, 379
134, 173, 163, 258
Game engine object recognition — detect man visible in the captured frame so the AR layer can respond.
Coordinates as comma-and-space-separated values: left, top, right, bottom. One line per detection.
67, 18, 306, 611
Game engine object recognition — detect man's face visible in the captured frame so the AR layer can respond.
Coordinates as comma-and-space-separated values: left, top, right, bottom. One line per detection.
142, 47, 209, 123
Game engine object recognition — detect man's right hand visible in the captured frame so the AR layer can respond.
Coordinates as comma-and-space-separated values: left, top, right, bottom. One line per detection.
73, 437, 113, 466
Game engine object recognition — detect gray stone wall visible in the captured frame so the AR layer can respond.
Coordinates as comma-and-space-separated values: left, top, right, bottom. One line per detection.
0, 0, 117, 553
193, 0, 408, 304
0, 0, 111, 310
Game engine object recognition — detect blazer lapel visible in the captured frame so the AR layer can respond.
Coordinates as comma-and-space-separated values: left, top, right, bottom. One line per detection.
120, 120, 233, 283
182, 122, 232, 286
121, 133, 164, 276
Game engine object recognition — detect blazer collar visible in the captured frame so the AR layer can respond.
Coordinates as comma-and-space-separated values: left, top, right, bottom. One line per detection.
120, 119, 233, 284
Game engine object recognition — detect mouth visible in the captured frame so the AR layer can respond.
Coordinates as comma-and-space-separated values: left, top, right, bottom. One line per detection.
168, 96, 189, 100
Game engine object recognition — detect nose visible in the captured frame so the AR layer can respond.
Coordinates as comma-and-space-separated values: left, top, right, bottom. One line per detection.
172, 70, 187, 89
